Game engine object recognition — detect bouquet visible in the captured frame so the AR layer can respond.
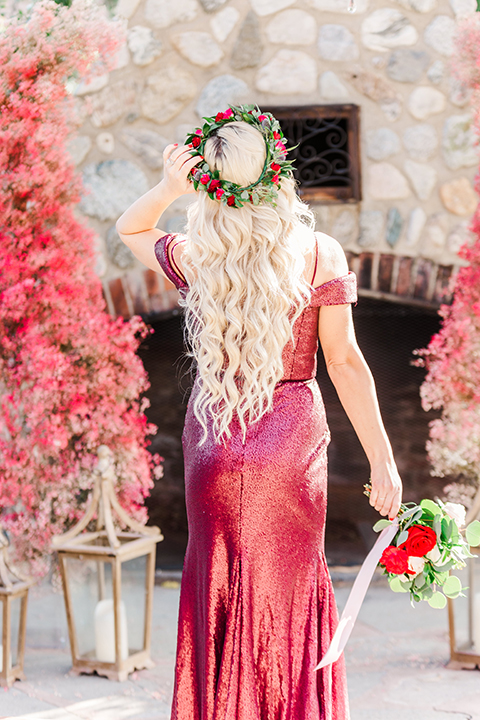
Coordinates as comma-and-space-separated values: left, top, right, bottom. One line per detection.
364, 485, 480, 609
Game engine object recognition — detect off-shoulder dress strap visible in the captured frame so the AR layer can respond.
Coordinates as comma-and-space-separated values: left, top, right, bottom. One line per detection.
310, 271, 357, 307
154, 233, 188, 290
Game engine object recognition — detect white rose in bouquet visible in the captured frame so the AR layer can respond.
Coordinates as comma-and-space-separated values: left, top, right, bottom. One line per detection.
426, 545, 442, 563
444, 502, 466, 528
407, 556, 425, 577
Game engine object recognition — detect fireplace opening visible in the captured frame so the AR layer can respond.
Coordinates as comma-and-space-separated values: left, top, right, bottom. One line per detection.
140, 298, 442, 569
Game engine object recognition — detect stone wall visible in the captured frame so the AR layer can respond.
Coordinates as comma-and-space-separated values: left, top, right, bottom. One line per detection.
69, 0, 480, 316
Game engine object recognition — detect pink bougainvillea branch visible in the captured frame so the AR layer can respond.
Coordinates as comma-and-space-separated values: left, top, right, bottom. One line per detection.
414, 16, 480, 516
0, 0, 162, 575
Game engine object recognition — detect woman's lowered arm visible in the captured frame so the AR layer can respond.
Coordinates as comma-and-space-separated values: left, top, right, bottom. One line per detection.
318, 303, 402, 519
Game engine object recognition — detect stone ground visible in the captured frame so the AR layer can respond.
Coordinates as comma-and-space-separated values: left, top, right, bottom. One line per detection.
2, 570, 479, 720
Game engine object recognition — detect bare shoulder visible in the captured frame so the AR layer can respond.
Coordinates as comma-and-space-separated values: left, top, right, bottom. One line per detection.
313, 231, 349, 288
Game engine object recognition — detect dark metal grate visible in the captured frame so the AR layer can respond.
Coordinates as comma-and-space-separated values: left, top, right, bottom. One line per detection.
265, 105, 362, 203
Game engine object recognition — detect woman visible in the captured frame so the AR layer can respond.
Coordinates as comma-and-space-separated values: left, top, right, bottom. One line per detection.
116, 107, 402, 720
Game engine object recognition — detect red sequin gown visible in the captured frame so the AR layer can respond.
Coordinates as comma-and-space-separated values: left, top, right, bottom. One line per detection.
155, 233, 357, 720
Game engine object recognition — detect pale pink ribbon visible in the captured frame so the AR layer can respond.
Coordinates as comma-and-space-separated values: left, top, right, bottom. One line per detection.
315, 518, 399, 670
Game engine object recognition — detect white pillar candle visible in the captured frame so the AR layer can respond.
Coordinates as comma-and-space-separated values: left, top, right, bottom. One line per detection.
94, 599, 128, 663
473, 593, 480, 651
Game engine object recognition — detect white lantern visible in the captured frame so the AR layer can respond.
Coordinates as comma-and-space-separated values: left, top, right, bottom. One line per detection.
52, 446, 163, 681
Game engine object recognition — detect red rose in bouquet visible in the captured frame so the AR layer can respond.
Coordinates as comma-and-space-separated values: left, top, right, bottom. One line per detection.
380, 546, 412, 575
401, 525, 437, 557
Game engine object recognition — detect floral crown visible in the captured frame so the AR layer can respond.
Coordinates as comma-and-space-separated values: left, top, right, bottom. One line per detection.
185, 104, 295, 209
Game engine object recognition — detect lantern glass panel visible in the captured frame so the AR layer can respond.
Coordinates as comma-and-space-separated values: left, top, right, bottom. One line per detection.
452, 552, 480, 653
65, 557, 114, 659
121, 555, 147, 654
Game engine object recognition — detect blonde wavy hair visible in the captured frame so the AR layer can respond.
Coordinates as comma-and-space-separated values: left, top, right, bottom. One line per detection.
181, 121, 315, 445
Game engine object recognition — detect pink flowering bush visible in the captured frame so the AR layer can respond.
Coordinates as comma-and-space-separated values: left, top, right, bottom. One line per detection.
414, 18, 480, 513
0, 0, 162, 575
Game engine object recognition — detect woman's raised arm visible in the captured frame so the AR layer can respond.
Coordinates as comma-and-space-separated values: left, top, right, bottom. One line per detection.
116, 144, 200, 273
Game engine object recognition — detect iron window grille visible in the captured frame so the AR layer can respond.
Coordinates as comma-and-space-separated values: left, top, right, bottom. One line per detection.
265, 105, 362, 203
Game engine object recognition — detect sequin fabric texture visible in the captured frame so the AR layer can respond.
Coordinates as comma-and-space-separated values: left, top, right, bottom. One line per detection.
154, 234, 357, 720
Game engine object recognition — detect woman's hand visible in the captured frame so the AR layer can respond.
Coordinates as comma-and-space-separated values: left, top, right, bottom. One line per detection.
162, 144, 203, 198
369, 458, 403, 520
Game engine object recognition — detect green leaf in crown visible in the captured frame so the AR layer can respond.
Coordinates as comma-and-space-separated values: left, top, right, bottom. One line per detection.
184, 104, 295, 209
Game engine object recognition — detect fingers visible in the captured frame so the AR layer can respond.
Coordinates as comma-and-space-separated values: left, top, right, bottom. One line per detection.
163, 143, 178, 165
369, 480, 402, 518
183, 155, 204, 175
369, 487, 389, 516
379, 492, 393, 518
165, 145, 199, 169
388, 488, 402, 520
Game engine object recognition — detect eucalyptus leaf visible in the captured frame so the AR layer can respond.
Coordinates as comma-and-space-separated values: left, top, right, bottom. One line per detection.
433, 559, 456, 572
389, 576, 409, 593
373, 519, 392, 532
441, 517, 451, 541
421, 499, 440, 516
414, 578, 427, 592
396, 530, 409, 547
421, 586, 434, 600
433, 515, 442, 542
447, 518, 454, 540
428, 592, 447, 609
443, 575, 462, 599
451, 527, 460, 543
466, 520, 480, 547
400, 506, 421, 520
402, 517, 415, 532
